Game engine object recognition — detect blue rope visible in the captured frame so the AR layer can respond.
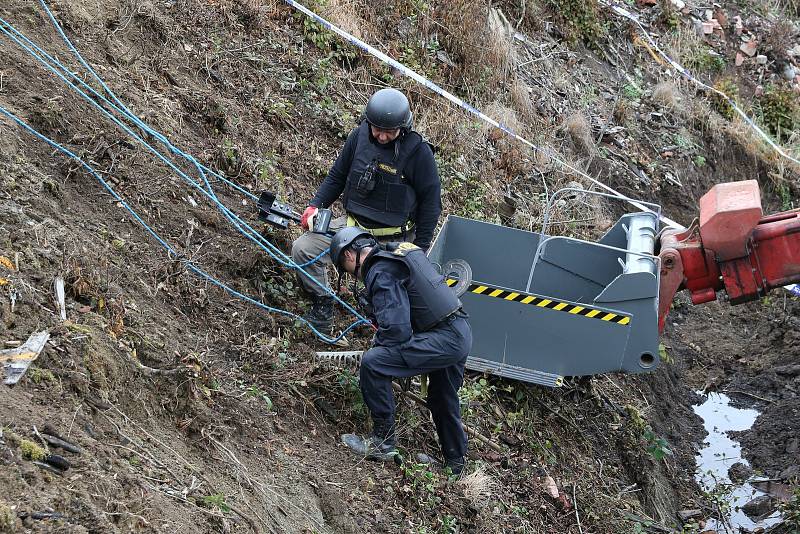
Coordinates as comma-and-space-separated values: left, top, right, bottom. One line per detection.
37, 0, 259, 202
0, 104, 367, 343
298, 249, 330, 268
7, 2, 332, 273
1, 11, 287, 258
0, 18, 280, 265
0, 17, 305, 269
13, 4, 337, 268
0, 7, 367, 340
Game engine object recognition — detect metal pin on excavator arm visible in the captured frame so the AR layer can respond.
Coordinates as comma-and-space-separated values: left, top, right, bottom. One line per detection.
658, 180, 800, 332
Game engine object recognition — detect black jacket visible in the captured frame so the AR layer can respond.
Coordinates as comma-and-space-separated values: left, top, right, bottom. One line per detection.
311, 124, 441, 250
361, 243, 461, 347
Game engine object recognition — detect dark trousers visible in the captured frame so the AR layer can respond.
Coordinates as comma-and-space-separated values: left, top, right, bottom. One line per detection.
359, 316, 472, 461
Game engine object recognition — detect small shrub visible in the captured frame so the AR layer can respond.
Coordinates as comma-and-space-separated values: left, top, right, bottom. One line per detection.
763, 20, 794, 61
759, 85, 799, 142
295, 0, 356, 64
657, 0, 681, 30
548, 0, 607, 50
711, 78, 739, 120
201, 493, 230, 512
780, 486, 800, 531
28, 367, 56, 384
336, 369, 366, 416
0, 501, 16, 532
623, 82, 643, 101
643, 427, 673, 461
563, 112, 594, 155
777, 183, 794, 211
669, 29, 725, 74
686, 47, 725, 73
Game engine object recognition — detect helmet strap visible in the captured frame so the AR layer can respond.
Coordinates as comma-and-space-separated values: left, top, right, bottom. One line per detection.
352, 248, 364, 297
336, 269, 345, 295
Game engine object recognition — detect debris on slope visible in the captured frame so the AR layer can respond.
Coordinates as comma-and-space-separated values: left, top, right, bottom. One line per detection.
1, 0, 798, 532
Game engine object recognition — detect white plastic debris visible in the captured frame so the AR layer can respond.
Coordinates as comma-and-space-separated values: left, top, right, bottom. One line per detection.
2, 331, 50, 385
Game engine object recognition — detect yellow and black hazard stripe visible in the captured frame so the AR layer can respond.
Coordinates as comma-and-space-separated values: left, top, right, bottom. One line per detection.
446, 279, 631, 326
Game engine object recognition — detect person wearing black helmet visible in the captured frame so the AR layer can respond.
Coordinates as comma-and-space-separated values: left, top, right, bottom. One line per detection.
329, 227, 472, 475
292, 88, 442, 332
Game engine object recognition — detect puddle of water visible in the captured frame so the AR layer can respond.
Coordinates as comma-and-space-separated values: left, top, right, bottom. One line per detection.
693, 392, 783, 532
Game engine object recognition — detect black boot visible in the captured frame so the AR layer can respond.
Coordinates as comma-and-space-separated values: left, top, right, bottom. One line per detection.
415, 453, 465, 477
444, 455, 465, 477
304, 295, 333, 331
342, 418, 398, 461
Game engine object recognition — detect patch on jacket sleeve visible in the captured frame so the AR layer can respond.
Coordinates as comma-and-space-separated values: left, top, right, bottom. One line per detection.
390, 242, 420, 256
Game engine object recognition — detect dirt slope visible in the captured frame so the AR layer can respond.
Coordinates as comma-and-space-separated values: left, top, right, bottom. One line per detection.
1, 0, 799, 532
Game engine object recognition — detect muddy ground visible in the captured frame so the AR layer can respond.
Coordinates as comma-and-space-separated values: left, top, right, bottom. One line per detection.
670, 296, 800, 478
1, 0, 799, 532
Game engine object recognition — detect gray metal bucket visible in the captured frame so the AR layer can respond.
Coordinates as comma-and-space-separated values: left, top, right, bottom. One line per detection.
428, 211, 660, 387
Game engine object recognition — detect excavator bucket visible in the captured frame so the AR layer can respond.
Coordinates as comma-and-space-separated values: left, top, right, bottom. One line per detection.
428, 199, 661, 387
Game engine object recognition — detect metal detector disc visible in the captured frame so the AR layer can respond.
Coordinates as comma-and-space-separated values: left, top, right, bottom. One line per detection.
441, 259, 472, 297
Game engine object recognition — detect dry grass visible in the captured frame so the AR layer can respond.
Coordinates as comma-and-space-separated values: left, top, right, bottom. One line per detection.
763, 19, 795, 60
510, 77, 536, 122
435, 0, 515, 95
414, 100, 485, 151
459, 466, 494, 509
486, 7, 517, 76
484, 102, 524, 141
561, 112, 594, 156
755, 0, 800, 17
325, 0, 368, 39
651, 81, 680, 111
725, 116, 800, 176
483, 102, 538, 178
679, 95, 800, 180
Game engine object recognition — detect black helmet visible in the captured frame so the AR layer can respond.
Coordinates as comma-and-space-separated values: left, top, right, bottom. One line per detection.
365, 88, 412, 130
329, 227, 376, 269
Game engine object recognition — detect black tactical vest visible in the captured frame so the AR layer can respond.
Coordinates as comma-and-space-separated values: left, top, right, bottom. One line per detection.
364, 242, 462, 332
343, 122, 424, 228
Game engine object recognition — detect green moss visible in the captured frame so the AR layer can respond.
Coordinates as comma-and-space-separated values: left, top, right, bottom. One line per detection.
19, 439, 46, 462
624, 404, 646, 433
65, 322, 94, 335
28, 367, 56, 384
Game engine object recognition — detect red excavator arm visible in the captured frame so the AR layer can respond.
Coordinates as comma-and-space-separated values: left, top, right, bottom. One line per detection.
658, 180, 800, 332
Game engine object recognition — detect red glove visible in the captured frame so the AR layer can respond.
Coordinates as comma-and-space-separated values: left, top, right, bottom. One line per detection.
300, 206, 318, 230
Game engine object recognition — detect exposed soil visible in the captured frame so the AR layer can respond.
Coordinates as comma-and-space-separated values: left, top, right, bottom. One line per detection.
1, 0, 798, 532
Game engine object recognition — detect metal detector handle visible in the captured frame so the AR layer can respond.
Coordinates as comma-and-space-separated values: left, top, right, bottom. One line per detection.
312, 208, 333, 235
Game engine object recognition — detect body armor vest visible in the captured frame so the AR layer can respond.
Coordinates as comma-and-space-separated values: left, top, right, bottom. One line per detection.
364, 242, 462, 332
343, 122, 424, 228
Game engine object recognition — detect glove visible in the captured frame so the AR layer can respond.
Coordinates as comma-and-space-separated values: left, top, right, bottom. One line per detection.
300, 206, 318, 230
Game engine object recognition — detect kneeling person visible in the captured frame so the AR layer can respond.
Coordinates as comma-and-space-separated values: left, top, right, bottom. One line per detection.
329, 227, 473, 474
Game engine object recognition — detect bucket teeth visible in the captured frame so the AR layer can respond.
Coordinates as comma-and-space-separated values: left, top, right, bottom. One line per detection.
315, 350, 363, 367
